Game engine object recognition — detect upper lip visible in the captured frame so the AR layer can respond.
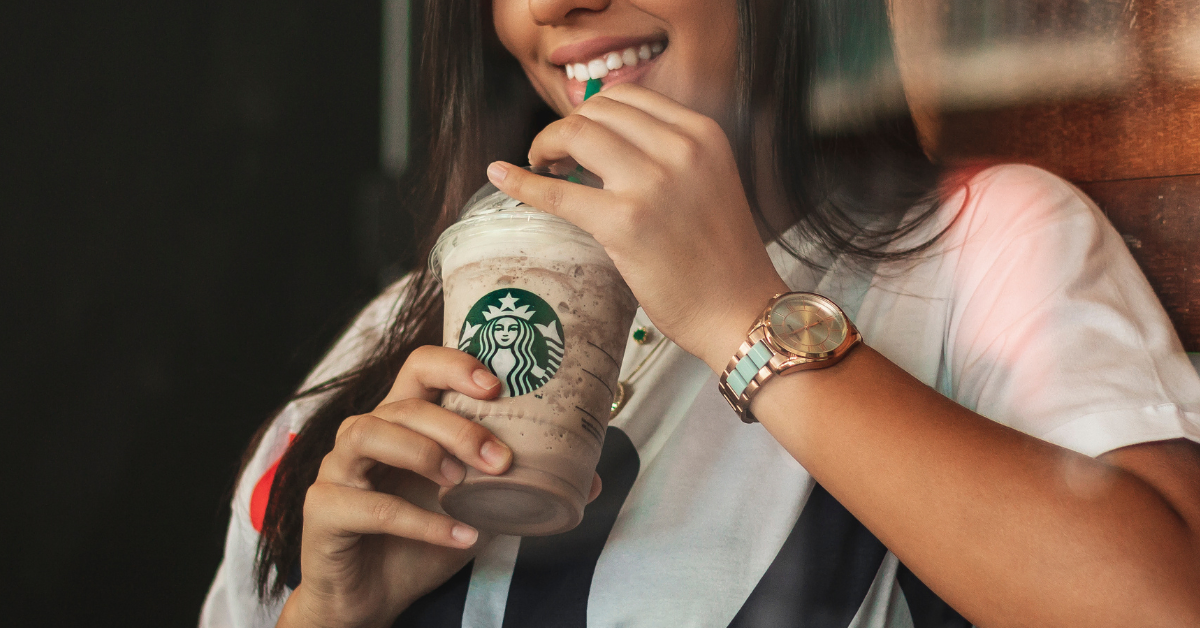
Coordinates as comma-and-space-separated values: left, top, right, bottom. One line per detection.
548, 34, 667, 66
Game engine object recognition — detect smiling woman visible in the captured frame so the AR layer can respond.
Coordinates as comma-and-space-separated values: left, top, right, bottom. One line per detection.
494, 0, 735, 115
201, 1, 1200, 627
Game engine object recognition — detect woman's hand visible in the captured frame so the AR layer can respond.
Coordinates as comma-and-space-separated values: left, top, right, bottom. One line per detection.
277, 346, 512, 628
485, 84, 789, 371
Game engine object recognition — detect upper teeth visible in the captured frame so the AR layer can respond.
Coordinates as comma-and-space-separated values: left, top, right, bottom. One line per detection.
566, 41, 665, 82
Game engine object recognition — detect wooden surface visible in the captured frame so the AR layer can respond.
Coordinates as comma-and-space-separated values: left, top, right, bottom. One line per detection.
940, 88, 1200, 182
1077, 176, 1200, 352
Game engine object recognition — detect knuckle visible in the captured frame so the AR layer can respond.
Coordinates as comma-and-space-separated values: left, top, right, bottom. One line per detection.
335, 415, 365, 444
407, 344, 437, 365
582, 94, 614, 112
412, 437, 443, 472
339, 415, 375, 450
318, 451, 337, 473
559, 114, 589, 142
695, 116, 724, 141
394, 396, 425, 416
380, 396, 419, 415
673, 136, 703, 166
371, 495, 403, 526
612, 199, 644, 234
453, 418, 486, 450
605, 82, 632, 96
541, 183, 566, 213
645, 164, 671, 188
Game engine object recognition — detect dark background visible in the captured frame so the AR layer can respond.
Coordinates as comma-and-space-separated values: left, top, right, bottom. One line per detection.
4, 2, 398, 625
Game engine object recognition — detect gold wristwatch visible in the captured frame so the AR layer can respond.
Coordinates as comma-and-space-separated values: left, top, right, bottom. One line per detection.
718, 292, 862, 423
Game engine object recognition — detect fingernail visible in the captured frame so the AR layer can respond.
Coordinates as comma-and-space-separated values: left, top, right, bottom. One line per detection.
451, 524, 478, 546
441, 457, 466, 485
481, 440, 511, 469
472, 368, 499, 390
487, 162, 508, 184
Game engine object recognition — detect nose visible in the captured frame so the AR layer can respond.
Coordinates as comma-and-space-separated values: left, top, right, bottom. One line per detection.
528, 0, 610, 25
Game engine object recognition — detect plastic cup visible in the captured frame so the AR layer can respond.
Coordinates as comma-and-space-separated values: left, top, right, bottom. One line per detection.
430, 168, 637, 536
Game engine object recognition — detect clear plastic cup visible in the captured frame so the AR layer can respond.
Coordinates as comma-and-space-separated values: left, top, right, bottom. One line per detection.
430, 168, 637, 536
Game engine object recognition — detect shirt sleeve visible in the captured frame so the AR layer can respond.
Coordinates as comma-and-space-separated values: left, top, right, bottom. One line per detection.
199, 276, 414, 627
943, 165, 1200, 457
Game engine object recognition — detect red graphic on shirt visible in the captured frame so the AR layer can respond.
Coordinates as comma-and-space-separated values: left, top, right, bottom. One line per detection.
250, 433, 296, 533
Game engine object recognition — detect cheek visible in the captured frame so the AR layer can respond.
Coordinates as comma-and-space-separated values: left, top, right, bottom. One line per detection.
491, 1, 538, 68
654, 0, 741, 127
490, 1, 564, 114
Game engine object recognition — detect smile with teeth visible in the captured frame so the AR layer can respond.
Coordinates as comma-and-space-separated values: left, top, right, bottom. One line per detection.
564, 41, 666, 82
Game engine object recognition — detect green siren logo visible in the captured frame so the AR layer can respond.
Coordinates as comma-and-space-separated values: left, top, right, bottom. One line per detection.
458, 289, 564, 397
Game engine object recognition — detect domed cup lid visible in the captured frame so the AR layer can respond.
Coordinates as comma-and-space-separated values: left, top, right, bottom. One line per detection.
429, 166, 603, 282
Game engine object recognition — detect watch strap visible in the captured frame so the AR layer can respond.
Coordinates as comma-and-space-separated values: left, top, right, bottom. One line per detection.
718, 327, 774, 424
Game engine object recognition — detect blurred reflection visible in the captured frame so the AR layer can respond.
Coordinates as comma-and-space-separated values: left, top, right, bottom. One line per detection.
935, 0, 1132, 106
813, 0, 1200, 353
815, 0, 1146, 130
1168, 2, 1200, 82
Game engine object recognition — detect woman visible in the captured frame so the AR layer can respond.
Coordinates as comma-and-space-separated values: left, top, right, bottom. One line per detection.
202, 1, 1200, 626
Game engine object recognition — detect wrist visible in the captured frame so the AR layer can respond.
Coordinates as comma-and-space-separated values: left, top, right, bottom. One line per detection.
278, 584, 394, 628
702, 279, 790, 373
277, 586, 322, 628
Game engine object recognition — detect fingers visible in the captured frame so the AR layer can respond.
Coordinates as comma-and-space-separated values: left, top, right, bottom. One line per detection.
319, 412, 447, 489
305, 482, 479, 549
382, 345, 502, 405
373, 397, 513, 476
551, 95, 695, 167
486, 162, 612, 235
580, 83, 707, 130
492, 83, 732, 233
323, 400, 512, 487
527, 110, 654, 187
311, 392, 513, 552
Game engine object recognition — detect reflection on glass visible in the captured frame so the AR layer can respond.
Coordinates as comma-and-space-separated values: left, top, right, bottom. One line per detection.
813, 0, 1145, 129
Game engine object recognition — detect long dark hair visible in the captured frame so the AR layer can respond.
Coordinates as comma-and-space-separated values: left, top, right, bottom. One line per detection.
251, 0, 949, 597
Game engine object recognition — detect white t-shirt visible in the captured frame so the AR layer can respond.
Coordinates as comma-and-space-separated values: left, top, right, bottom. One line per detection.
200, 164, 1200, 628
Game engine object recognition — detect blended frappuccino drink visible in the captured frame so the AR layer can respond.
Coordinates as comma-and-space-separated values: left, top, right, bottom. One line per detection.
430, 171, 637, 536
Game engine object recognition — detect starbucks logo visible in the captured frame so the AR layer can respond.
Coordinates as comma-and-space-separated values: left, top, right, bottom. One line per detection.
458, 289, 564, 397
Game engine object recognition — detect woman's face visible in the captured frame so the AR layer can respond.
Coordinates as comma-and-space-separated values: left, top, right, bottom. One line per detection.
492, 0, 741, 128
493, 317, 520, 347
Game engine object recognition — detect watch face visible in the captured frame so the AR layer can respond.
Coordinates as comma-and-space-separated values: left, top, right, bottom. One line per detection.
767, 293, 849, 356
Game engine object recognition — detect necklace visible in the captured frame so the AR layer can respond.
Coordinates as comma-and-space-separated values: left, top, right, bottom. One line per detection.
610, 332, 670, 418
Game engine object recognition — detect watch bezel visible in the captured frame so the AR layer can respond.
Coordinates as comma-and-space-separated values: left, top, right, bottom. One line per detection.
762, 292, 853, 363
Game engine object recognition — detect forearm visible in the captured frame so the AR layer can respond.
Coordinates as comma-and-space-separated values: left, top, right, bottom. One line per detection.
750, 345, 1200, 627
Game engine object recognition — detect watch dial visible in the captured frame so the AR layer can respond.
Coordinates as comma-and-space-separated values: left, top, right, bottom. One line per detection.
768, 294, 848, 356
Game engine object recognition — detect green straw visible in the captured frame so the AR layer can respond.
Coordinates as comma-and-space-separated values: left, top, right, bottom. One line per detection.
584, 78, 602, 100
564, 79, 602, 183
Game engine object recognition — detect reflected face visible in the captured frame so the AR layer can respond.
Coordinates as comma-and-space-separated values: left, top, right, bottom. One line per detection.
493, 317, 520, 347
491, 0, 741, 128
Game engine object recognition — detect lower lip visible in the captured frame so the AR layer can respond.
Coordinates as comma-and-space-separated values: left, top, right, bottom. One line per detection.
565, 54, 661, 107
